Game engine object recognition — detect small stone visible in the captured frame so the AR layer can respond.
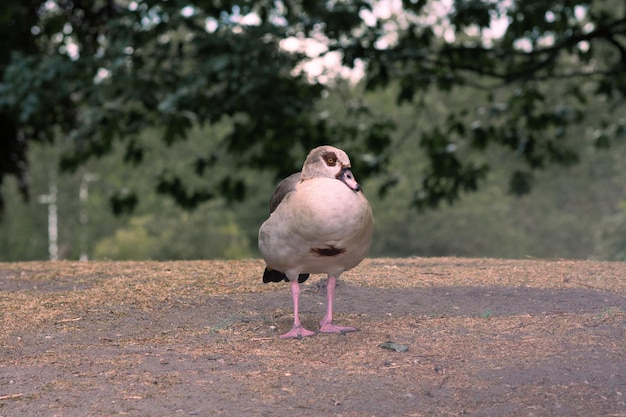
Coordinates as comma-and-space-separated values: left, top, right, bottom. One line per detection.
378, 341, 409, 352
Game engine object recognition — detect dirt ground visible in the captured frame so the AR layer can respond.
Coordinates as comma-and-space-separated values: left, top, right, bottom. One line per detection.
1, 257, 625, 417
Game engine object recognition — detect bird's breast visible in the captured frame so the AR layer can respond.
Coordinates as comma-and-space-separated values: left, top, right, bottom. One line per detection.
290, 178, 371, 242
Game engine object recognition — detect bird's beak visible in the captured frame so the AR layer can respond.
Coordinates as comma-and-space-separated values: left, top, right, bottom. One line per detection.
337, 167, 361, 192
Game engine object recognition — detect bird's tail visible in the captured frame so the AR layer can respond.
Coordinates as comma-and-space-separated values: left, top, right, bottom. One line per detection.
262, 268, 309, 283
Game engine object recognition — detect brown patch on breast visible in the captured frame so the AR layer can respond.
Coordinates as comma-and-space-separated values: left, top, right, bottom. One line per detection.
310, 246, 346, 257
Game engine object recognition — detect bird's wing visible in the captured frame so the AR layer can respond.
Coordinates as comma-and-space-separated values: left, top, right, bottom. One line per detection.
269, 172, 301, 214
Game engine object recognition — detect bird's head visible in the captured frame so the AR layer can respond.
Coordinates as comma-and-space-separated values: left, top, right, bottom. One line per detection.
301, 145, 361, 192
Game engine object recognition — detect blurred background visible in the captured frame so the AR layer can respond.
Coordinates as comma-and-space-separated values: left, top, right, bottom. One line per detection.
1, 1, 625, 261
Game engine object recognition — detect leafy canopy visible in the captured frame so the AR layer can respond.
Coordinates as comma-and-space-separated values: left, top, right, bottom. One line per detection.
0, 0, 624, 215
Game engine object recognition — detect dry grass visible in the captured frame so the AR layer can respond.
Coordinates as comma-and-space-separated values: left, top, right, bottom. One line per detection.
2, 257, 624, 341
1, 257, 625, 416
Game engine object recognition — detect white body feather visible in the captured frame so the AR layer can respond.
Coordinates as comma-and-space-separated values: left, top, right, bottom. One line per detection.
258, 177, 373, 279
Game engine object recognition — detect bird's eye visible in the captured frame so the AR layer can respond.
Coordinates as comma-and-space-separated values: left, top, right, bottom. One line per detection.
324, 152, 337, 166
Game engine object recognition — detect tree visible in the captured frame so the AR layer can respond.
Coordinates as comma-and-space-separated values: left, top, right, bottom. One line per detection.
1, 0, 624, 216
356, 0, 626, 207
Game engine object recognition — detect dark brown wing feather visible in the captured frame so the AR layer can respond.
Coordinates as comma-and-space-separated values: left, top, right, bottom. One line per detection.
269, 172, 301, 214
262, 268, 309, 283
263, 172, 307, 284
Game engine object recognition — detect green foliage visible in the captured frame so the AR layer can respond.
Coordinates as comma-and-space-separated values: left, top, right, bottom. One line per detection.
358, 81, 626, 260
1, 1, 626, 261
94, 216, 159, 260
1, 81, 625, 261
355, 0, 626, 207
595, 204, 626, 261
0, 122, 258, 261
0, 177, 49, 261
1, 1, 625, 216
93, 210, 249, 260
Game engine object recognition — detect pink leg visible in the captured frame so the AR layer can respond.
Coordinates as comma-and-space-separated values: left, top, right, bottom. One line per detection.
280, 281, 316, 339
319, 275, 358, 334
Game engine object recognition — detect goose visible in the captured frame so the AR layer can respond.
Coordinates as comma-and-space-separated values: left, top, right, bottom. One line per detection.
258, 145, 374, 339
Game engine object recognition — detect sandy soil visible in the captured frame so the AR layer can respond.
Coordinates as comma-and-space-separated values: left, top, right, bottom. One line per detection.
1, 257, 625, 416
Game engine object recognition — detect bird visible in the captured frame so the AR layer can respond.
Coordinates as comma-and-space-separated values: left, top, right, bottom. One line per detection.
258, 145, 374, 339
